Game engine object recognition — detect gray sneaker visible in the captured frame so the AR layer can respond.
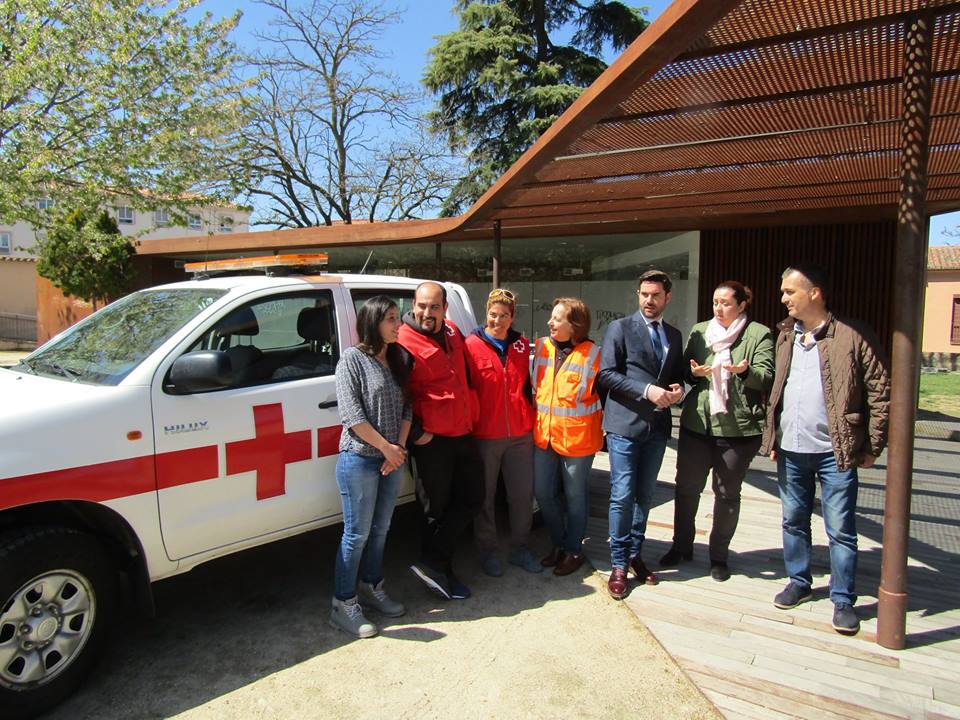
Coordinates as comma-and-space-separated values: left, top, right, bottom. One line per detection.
508, 548, 544, 574
330, 596, 378, 638
773, 581, 813, 609
832, 603, 860, 635
358, 580, 406, 618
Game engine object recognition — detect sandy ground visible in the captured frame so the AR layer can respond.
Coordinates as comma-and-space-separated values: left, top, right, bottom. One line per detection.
43, 506, 718, 720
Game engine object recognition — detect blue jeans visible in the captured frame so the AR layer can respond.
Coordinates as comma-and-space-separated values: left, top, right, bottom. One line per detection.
777, 450, 859, 605
607, 430, 668, 569
334, 451, 404, 600
533, 446, 594, 555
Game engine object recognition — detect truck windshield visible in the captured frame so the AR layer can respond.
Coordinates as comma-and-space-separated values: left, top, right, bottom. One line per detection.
15, 288, 226, 385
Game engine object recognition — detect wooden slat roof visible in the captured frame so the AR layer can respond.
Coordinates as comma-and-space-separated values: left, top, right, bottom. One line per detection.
139, 0, 960, 256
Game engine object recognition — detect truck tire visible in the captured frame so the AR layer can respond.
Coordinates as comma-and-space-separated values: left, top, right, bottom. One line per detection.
0, 527, 117, 719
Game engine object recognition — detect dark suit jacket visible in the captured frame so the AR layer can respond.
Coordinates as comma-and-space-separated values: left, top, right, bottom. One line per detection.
598, 311, 685, 438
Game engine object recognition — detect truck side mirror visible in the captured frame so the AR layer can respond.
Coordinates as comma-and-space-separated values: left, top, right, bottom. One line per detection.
167, 351, 233, 394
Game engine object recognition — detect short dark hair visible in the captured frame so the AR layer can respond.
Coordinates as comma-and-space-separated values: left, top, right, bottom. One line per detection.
782, 263, 829, 302
638, 269, 672, 294
416, 281, 447, 305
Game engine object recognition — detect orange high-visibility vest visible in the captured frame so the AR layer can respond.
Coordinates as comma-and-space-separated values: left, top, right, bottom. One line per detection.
532, 337, 603, 457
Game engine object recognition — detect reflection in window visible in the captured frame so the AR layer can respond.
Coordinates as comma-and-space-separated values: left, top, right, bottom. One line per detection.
351, 289, 415, 319
23, 289, 226, 385
185, 291, 339, 389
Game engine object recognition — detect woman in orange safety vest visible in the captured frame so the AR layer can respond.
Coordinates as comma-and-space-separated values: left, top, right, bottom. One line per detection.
532, 297, 603, 576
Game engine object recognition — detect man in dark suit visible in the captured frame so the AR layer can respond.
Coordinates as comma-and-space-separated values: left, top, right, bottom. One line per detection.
598, 269, 685, 600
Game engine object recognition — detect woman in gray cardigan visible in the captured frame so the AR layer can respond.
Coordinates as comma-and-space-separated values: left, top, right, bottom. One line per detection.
661, 281, 775, 581
331, 296, 411, 638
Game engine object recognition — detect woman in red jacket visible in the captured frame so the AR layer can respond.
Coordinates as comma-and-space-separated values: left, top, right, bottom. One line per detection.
464, 289, 542, 576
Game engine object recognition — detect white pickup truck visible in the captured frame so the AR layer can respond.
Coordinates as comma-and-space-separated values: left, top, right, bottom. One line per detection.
0, 259, 476, 718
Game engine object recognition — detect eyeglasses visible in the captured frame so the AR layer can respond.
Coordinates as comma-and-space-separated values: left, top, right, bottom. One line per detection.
489, 288, 516, 302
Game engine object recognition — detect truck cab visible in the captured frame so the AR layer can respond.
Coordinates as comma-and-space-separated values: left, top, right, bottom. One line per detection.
0, 257, 476, 718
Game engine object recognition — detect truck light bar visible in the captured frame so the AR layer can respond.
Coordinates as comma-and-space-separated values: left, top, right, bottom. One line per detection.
185, 253, 329, 275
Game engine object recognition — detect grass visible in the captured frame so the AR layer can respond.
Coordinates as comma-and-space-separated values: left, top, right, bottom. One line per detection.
918, 372, 960, 418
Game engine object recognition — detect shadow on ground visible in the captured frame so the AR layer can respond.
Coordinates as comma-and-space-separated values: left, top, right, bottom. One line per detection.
44, 504, 596, 719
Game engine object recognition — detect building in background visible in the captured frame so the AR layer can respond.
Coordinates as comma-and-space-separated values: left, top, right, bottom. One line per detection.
0, 199, 251, 346
923, 246, 960, 371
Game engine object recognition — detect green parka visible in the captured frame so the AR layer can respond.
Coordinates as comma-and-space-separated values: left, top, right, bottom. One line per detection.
679, 319, 775, 438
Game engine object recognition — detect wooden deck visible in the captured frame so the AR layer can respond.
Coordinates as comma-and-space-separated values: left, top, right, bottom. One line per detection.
581, 435, 960, 720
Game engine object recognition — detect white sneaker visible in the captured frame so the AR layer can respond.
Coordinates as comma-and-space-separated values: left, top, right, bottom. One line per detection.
330, 596, 378, 638
358, 580, 406, 618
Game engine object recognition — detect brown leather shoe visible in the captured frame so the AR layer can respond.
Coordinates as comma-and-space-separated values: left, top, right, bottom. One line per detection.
540, 547, 564, 567
608, 567, 628, 600
553, 553, 584, 576
629, 556, 658, 585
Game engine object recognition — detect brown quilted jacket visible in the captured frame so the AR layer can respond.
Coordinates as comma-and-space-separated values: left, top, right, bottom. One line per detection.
760, 314, 890, 470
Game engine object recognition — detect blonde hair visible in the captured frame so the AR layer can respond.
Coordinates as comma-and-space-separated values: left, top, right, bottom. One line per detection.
487, 288, 516, 315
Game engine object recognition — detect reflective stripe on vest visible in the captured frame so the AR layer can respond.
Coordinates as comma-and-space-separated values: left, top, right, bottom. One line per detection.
537, 400, 602, 417
534, 340, 601, 419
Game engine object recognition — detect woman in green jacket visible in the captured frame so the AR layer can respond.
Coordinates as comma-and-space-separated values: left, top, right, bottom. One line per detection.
660, 280, 775, 581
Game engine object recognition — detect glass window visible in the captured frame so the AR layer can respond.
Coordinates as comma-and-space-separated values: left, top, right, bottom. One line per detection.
350, 288, 415, 318
500, 231, 699, 342
117, 206, 135, 225
16, 289, 226, 385
218, 216, 234, 232
35, 197, 54, 210
438, 240, 494, 334
154, 208, 170, 226
0, 232, 10, 254
325, 242, 438, 278
188, 213, 202, 230
183, 291, 338, 390
952, 296, 960, 345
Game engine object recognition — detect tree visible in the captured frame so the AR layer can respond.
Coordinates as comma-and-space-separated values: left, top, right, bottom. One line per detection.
36, 206, 136, 308
424, 0, 648, 214
237, 0, 457, 228
0, 0, 247, 229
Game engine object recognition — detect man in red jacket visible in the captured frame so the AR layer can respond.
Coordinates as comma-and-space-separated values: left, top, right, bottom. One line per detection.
399, 281, 484, 600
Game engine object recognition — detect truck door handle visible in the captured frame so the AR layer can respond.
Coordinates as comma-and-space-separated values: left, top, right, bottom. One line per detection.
318, 400, 338, 409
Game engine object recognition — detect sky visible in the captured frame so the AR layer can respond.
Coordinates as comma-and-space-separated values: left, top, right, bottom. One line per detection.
201, 0, 959, 245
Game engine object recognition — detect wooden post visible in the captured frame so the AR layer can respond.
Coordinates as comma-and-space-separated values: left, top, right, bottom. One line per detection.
492, 220, 502, 290
877, 12, 933, 651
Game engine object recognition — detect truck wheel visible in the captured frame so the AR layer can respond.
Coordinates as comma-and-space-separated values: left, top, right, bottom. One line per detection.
0, 527, 116, 719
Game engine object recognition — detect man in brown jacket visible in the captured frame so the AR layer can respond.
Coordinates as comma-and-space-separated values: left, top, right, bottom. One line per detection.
761, 263, 890, 635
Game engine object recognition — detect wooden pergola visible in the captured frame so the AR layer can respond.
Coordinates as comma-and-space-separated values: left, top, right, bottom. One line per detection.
139, 0, 960, 648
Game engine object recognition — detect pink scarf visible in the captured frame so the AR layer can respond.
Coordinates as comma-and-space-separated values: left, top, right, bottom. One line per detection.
704, 314, 747, 416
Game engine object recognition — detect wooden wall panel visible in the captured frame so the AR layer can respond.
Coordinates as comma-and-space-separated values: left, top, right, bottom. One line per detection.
698, 223, 896, 352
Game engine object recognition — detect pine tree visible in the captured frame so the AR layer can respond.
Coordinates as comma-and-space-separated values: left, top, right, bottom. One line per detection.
36, 206, 135, 308
424, 0, 647, 214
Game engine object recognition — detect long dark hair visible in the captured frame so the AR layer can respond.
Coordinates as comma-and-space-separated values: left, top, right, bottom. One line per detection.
356, 295, 408, 388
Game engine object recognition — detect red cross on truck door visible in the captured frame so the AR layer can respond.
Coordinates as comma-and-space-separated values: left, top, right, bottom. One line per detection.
226, 403, 311, 500
151, 287, 349, 562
